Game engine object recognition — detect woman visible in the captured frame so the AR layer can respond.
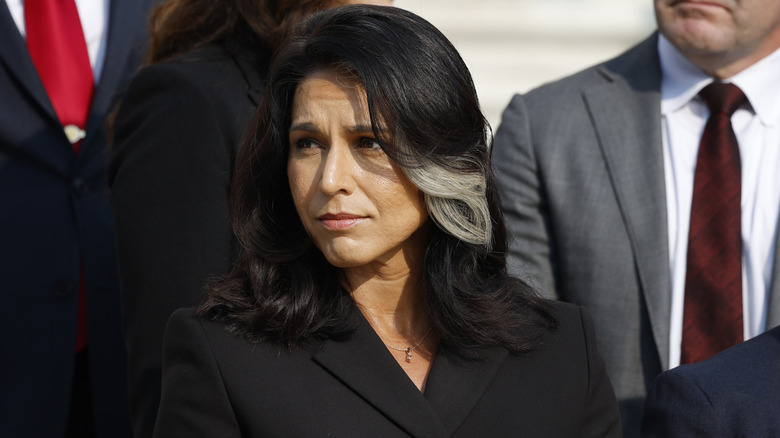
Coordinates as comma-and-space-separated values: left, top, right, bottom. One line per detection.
108, 1, 390, 436
155, 5, 622, 437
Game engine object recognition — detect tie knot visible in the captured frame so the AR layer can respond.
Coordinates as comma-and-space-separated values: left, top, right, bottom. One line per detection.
698, 82, 747, 117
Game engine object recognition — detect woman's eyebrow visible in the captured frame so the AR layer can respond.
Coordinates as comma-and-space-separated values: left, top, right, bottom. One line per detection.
289, 122, 319, 133
345, 124, 374, 135
289, 122, 378, 135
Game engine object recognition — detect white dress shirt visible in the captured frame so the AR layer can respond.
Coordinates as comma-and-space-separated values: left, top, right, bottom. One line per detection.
659, 35, 780, 369
4, 0, 110, 82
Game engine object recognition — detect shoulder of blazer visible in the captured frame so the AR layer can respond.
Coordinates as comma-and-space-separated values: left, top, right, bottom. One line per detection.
669, 325, 780, 390
146, 42, 268, 105
173, 307, 316, 359
523, 32, 661, 106
534, 300, 590, 350
644, 326, 780, 436
126, 44, 260, 126
140, 40, 267, 109
149, 45, 250, 88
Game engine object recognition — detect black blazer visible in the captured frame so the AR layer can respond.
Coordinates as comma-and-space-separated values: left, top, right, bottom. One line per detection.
108, 42, 269, 437
154, 302, 621, 437
0, 2, 151, 437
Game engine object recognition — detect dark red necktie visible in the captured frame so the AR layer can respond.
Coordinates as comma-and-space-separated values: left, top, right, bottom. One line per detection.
681, 82, 747, 365
26, 0, 93, 352
25, 0, 94, 153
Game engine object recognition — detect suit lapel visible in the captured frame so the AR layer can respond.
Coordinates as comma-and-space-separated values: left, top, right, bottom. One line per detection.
582, 34, 673, 369
80, 0, 149, 159
229, 44, 269, 107
0, 1, 151, 165
0, 3, 58, 124
423, 347, 508, 435
312, 313, 450, 438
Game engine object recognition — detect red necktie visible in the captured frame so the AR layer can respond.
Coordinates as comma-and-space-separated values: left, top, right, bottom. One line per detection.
25, 0, 94, 153
26, 0, 93, 352
681, 82, 747, 365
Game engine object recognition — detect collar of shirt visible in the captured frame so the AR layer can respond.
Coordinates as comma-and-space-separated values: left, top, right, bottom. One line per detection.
659, 34, 780, 127
4, 0, 108, 82
730, 47, 780, 127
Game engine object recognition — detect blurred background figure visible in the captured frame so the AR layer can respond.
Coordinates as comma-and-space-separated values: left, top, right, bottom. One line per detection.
0, 0, 153, 437
491, 0, 780, 436
154, 6, 621, 436
642, 325, 780, 437
108, 0, 391, 436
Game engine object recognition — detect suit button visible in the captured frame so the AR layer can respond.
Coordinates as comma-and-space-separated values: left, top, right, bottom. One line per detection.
73, 178, 86, 195
54, 276, 75, 298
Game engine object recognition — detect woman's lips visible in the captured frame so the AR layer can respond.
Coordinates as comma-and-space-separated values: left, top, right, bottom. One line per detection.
671, 0, 726, 10
318, 213, 366, 230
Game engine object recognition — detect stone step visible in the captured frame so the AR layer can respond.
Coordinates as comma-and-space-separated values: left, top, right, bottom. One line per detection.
394, 0, 655, 129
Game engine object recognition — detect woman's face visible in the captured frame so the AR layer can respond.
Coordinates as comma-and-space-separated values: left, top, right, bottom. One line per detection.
287, 70, 428, 272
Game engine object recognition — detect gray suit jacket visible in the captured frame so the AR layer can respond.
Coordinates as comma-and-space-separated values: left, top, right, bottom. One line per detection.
491, 33, 780, 438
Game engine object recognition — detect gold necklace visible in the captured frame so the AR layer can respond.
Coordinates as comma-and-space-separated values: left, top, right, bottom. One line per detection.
384, 326, 433, 362
361, 307, 434, 362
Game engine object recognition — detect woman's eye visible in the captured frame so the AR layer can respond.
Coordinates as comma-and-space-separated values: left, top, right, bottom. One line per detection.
296, 138, 317, 149
358, 138, 382, 150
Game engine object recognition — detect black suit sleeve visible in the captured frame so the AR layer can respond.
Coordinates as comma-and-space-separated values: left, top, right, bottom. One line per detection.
641, 368, 720, 437
579, 307, 623, 438
109, 60, 240, 438
154, 309, 241, 437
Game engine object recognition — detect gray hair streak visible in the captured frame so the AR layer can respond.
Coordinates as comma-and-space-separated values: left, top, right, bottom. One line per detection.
402, 156, 492, 249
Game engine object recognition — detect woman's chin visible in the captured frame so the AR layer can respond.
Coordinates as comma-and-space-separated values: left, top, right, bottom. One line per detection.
320, 250, 365, 269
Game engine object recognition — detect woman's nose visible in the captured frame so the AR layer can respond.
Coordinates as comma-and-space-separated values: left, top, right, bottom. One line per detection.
319, 143, 356, 195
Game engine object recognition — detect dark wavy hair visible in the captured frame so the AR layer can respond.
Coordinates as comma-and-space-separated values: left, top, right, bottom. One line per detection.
146, 0, 342, 64
200, 5, 556, 357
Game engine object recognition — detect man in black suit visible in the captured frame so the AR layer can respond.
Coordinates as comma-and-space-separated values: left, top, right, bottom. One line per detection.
642, 325, 780, 436
0, 1, 152, 436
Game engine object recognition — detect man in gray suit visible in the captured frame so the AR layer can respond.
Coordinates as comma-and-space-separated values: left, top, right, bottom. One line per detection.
492, 1, 780, 437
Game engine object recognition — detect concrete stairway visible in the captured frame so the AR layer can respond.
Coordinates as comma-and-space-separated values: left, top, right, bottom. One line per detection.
394, 0, 655, 129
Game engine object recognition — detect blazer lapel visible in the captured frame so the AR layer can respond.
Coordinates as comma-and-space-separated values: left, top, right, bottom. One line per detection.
0, 3, 58, 124
80, 0, 149, 159
582, 34, 673, 370
423, 347, 508, 435
312, 313, 450, 438
230, 45, 269, 107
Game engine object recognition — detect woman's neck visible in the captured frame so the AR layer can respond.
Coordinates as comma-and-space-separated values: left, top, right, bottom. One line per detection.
345, 268, 438, 392
346, 266, 428, 335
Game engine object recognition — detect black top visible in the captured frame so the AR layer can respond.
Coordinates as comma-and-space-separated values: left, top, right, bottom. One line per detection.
154, 301, 622, 437
108, 41, 269, 438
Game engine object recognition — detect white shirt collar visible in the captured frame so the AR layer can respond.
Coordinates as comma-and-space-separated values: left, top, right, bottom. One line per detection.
659, 34, 780, 127
658, 35, 711, 116
730, 46, 780, 127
